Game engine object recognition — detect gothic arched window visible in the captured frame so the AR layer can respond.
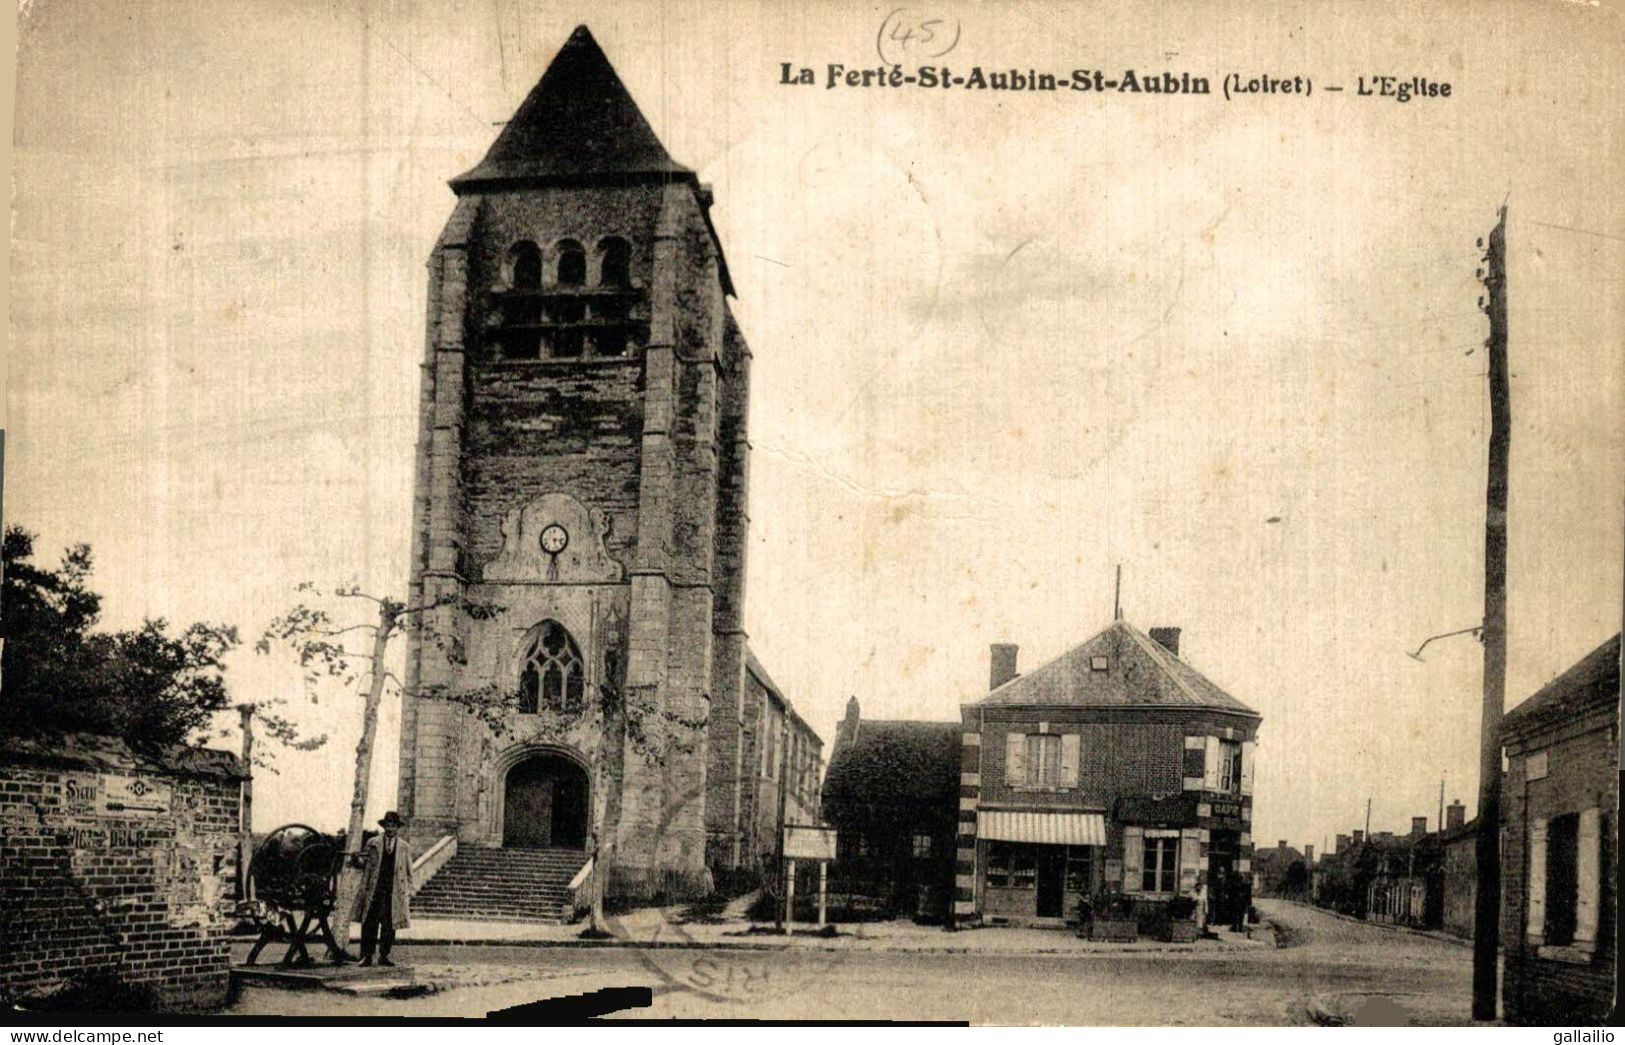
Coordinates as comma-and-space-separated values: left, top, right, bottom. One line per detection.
555, 239, 587, 286
518, 620, 585, 714
597, 236, 631, 287
507, 241, 542, 290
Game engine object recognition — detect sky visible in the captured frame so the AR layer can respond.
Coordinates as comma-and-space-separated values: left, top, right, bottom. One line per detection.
7, 0, 1624, 852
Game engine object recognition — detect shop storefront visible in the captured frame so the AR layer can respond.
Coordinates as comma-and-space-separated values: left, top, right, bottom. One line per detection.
977, 810, 1105, 922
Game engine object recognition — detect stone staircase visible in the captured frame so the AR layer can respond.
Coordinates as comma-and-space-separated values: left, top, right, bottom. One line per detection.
412, 846, 589, 924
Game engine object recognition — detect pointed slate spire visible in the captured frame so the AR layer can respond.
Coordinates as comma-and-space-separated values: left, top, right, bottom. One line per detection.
453, 25, 691, 190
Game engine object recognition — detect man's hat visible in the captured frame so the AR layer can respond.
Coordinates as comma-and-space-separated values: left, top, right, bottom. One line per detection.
378, 811, 404, 828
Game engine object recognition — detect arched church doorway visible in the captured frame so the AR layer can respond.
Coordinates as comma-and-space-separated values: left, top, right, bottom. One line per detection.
502, 753, 589, 849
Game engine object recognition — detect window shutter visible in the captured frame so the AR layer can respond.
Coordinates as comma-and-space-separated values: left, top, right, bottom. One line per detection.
1575, 808, 1600, 945
1240, 740, 1256, 796
1005, 732, 1026, 787
1060, 733, 1081, 788
1202, 736, 1221, 790
1122, 826, 1144, 894
1182, 736, 1205, 791
1526, 817, 1547, 943
1179, 828, 1203, 894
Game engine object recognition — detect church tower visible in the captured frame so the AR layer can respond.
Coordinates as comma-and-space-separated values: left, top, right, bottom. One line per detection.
398, 26, 751, 900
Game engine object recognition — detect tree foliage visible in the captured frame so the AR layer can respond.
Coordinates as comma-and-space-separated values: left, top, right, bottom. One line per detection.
0, 526, 239, 749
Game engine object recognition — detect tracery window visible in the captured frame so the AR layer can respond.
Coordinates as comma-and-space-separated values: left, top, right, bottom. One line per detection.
518, 620, 585, 714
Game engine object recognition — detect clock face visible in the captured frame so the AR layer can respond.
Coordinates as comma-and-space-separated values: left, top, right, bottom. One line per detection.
539, 524, 569, 555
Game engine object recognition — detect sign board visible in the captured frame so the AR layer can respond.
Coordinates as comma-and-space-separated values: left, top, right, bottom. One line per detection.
100, 774, 173, 817
783, 823, 837, 862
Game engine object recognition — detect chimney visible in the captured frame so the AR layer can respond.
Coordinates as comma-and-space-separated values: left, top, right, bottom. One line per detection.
837, 696, 860, 749
1411, 816, 1428, 837
1304, 844, 1315, 864
989, 643, 1019, 690
1149, 627, 1182, 656
1352, 830, 1365, 846
1336, 833, 1351, 854
1277, 839, 1287, 850
1446, 799, 1465, 831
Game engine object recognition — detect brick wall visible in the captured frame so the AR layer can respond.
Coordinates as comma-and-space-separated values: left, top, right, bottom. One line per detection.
1501, 704, 1617, 1024
0, 736, 244, 1012
977, 707, 1255, 809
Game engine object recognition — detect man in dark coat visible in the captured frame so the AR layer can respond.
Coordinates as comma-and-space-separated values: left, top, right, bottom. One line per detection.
351, 811, 413, 966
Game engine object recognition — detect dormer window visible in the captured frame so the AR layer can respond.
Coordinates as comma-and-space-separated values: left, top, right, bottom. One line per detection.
555, 239, 587, 286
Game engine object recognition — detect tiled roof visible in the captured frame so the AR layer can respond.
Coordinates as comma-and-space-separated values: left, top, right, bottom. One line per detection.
452, 25, 691, 189
971, 620, 1257, 714
1500, 633, 1620, 740
822, 719, 961, 809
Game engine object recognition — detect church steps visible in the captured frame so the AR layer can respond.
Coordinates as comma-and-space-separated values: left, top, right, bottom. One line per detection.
412, 846, 588, 924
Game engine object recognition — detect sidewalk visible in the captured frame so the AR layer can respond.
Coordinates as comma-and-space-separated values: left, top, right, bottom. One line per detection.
393, 906, 1269, 956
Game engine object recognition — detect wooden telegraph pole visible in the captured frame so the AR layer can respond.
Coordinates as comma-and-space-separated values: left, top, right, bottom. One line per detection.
237, 704, 255, 900
1472, 205, 1510, 1022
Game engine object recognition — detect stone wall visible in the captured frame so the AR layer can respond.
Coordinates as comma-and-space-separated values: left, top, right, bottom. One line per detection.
0, 734, 244, 1012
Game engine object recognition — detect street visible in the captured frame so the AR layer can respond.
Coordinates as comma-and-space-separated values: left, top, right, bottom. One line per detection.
226, 901, 1477, 1024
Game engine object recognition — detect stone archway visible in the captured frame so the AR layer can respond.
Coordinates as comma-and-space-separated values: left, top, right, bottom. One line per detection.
501, 750, 590, 850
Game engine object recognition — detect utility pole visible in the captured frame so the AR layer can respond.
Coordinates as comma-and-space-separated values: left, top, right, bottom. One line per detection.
1472, 204, 1509, 1022
1113, 564, 1123, 620
774, 713, 790, 932
1365, 797, 1371, 838
1438, 778, 1445, 837
237, 705, 255, 901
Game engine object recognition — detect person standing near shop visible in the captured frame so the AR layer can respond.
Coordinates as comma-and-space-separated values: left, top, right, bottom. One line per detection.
351, 810, 413, 966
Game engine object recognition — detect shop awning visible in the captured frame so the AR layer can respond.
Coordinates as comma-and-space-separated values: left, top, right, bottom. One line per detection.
979, 810, 1106, 846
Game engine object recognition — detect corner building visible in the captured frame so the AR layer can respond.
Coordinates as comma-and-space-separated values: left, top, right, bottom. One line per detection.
957, 621, 1261, 927
398, 26, 786, 902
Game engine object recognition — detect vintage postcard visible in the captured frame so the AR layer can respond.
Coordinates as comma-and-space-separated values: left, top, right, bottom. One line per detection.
4, 0, 1622, 1029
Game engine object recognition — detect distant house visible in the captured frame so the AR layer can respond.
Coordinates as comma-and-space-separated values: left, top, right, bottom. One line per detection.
820, 699, 960, 921
1500, 634, 1618, 1025
1365, 827, 1442, 930
1439, 799, 1476, 940
1252, 840, 1307, 898
958, 621, 1261, 928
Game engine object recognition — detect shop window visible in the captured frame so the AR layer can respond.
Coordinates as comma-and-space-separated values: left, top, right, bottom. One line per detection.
912, 833, 932, 859
987, 841, 1022, 888
1011, 845, 1037, 888
1141, 832, 1179, 894
597, 236, 632, 287
555, 239, 587, 286
518, 619, 585, 714
1065, 846, 1094, 891
1219, 739, 1243, 792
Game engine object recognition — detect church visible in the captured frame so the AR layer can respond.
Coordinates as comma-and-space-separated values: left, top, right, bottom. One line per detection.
395, 25, 821, 909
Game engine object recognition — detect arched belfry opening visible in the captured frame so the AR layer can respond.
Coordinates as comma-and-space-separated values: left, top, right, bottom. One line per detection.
502, 751, 590, 849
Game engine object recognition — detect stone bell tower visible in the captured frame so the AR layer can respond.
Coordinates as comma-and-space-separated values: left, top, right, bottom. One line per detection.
398, 25, 752, 901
